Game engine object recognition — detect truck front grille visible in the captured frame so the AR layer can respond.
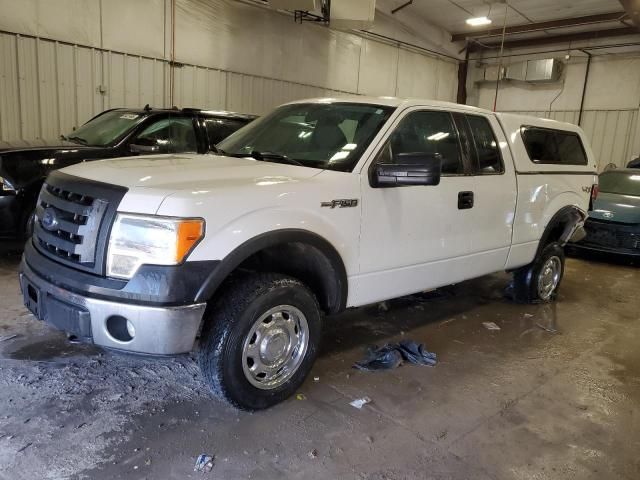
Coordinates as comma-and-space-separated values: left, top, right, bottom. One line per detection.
33, 171, 127, 275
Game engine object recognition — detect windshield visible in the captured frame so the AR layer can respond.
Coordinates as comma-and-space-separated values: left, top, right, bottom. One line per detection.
599, 171, 640, 196
66, 111, 144, 147
217, 102, 395, 172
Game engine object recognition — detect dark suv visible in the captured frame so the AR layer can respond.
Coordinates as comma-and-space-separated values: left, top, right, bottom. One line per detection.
0, 107, 256, 239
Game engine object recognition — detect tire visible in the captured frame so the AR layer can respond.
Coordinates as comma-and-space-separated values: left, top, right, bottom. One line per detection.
512, 242, 565, 304
198, 272, 322, 410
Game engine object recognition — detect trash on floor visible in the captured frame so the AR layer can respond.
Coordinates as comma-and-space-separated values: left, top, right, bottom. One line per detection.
536, 323, 557, 333
0, 334, 18, 342
353, 341, 437, 371
377, 301, 389, 312
350, 397, 372, 409
307, 449, 318, 459
296, 393, 306, 401
482, 321, 501, 331
194, 454, 214, 473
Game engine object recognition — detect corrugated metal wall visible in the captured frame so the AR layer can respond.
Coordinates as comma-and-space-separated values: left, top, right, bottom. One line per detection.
501, 109, 639, 171
0, 31, 351, 141
0, 28, 458, 142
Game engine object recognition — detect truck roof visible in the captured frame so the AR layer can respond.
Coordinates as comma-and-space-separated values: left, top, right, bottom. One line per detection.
285, 96, 583, 132
285, 95, 488, 113
107, 107, 257, 121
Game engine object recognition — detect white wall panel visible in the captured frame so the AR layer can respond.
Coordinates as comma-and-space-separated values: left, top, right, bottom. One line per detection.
57, 43, 77, 134
0, 0, 101, 47
36, 40, 58, 139
396, 49, 439, 99
16, 36, 39, 140
436, 59, 457, 102
101, 0, 166, 58
357, 39, 398, 96
0, 34, 21, 141
75, 47, 98, 126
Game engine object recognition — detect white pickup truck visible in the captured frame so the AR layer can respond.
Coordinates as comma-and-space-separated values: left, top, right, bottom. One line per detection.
20, 97, 597, 410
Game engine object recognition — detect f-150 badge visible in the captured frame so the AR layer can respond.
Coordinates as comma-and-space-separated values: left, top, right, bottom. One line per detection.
321, 199, 359, 209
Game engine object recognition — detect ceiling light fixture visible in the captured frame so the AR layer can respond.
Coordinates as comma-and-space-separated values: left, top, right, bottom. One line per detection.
466, 16, 492, 26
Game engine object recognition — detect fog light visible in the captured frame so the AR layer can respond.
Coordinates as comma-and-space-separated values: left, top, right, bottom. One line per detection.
126, 319, 136, 338
106, 315, 135, 342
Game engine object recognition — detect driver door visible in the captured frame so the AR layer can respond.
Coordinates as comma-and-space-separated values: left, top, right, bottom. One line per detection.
353, 108, 477, 306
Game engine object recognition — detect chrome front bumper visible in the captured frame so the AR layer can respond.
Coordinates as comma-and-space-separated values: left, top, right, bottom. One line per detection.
20, 260, 206, 355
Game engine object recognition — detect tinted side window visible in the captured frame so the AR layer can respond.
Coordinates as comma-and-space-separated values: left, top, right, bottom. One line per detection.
555, 132, 587, 165
134, 117, 197, 153
521, 126, 587, 165
377, 111, 463, 175
466, 115, 503, 174
521, 127, 557, 162
205, 118, 247, 145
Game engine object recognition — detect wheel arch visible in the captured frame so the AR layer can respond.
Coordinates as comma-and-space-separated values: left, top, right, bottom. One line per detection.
194, 229, 348, 315
537, 205, 587, 255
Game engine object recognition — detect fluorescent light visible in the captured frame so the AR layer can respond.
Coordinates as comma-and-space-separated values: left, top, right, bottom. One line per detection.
466, 16, 492, 26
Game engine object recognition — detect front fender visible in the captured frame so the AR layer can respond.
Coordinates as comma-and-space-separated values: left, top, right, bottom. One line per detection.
188, 206, 359, 276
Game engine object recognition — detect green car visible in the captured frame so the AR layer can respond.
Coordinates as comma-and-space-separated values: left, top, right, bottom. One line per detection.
575, 169, 640, 257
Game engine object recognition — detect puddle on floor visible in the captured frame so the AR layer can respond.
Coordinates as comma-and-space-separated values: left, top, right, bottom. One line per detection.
3, 334, 101, 361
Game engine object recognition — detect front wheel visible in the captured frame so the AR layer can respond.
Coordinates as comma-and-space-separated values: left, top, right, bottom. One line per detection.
198, 273, 322, 410
512, 242, 565, 304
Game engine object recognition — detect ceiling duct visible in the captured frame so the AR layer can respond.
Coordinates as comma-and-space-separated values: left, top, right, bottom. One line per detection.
478, 58, 563, 83
330, 0, 376, 29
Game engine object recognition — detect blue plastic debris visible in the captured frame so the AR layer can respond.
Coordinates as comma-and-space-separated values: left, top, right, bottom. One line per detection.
194, 454, 214, 473
354, 340, 437, 371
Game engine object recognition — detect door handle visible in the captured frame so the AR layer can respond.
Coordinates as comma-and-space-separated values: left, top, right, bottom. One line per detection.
458, 191, 474, 210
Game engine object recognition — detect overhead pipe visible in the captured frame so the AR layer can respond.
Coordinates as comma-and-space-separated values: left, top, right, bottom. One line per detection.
492, 1, 509, 112
578, 51, 593, 126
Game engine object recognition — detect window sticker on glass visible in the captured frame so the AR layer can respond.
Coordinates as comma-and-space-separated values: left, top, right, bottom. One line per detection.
120, 114, 139, 120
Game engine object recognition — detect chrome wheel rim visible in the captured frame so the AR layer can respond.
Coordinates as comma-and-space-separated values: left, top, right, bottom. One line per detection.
241, 305, 309, 390
537, 256, 562, 300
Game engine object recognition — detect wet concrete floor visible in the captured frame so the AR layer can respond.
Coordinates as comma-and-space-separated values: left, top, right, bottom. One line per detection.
0, 246, 638, 479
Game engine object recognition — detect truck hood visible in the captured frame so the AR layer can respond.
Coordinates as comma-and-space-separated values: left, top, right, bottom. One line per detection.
0, 138, 98, 153
590, 192, 640, 224
60, 153, 323, 191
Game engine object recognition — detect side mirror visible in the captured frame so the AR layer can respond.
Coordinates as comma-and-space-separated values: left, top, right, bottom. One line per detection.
372, 152, 442, 188
130, 144, 160, 154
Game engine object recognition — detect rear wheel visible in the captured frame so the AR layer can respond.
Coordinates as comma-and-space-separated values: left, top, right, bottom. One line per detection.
198, 273, 321, 410
512, 242, 565, 304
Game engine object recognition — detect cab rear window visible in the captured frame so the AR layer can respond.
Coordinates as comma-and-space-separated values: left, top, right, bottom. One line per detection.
521, 126, 587, 165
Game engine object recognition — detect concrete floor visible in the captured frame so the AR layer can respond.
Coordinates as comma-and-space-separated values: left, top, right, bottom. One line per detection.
0, 247, 638, 480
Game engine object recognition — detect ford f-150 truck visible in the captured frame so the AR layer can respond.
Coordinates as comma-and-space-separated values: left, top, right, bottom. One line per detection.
19, 97, 597, 410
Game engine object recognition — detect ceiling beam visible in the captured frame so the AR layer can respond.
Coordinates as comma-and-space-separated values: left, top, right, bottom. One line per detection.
619, 0, 640, 29
451, 12, 627, 42
468, 26, 639, 51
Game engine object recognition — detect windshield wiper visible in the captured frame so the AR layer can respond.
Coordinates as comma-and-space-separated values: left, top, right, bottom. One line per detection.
250, 151, 305, 167
67, 135, 89, 146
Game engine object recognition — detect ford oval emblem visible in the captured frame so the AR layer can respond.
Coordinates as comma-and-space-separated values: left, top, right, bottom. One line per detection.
41, 207, 59, 231
602, 211, 614, 219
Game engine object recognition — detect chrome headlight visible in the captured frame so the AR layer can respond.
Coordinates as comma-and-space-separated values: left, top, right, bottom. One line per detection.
106, 214, 205, 279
